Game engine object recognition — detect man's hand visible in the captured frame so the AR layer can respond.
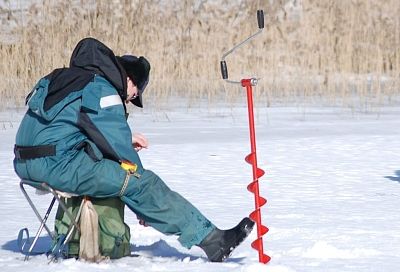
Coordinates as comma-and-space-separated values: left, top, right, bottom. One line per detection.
132, 133, 148, 152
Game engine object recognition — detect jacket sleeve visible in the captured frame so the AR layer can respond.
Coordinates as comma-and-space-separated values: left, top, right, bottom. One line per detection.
77, 76, 143, 168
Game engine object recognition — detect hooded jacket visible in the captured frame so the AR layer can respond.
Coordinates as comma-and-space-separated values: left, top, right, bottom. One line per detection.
14, 38, 142, 196
43, 37, 128, 111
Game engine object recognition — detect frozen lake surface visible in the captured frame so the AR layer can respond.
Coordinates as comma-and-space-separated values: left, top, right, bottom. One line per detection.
0, 105, 399, 272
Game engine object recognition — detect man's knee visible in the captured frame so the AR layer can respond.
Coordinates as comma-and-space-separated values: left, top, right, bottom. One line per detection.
123, 169, 172, 201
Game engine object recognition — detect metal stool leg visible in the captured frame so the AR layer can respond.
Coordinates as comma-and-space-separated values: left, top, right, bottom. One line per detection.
20, 181, 55, 238
19, 180, 83, 261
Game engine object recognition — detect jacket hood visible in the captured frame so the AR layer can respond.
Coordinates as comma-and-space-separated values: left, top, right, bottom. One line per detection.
69, 37, 128, 101
25, 38, 129, 120
37, 38, 128, 112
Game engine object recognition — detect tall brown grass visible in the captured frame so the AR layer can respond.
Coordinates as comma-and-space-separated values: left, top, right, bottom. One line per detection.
0, 0, 399, 110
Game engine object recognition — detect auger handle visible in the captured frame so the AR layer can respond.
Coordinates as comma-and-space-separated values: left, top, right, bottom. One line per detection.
220, 10, 265, 83
257, 10, 264, 29
220, 60, 228, 80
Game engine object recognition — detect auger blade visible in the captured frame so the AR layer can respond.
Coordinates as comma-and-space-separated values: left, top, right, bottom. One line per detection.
259, 196, 267, 206
251, 237, 271, 263
256, 168, 265, 178
249, 210, 259, 222
260, 254, 271, 264
245, 152, 255, 164
260, 224, 269, 235
247, 181, 257, 193
251, 237, 263, 250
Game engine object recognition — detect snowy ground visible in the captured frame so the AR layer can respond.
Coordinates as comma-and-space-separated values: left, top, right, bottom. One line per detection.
0, 105, 399, 272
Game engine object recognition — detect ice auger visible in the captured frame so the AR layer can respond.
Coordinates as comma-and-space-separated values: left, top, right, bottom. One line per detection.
220, 9, 271, 264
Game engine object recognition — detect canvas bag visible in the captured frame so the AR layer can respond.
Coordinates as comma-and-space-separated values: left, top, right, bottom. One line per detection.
54, 197, 131, 259
79, 198, 103, 262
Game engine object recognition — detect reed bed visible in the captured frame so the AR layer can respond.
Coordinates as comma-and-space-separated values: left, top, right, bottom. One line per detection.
0, 0, 399, 110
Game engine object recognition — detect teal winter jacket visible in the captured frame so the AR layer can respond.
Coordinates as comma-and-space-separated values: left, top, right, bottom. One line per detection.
14, 38, 142, 197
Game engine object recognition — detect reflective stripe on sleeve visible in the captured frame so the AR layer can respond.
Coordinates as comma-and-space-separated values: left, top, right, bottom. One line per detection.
100, 95, 123, 108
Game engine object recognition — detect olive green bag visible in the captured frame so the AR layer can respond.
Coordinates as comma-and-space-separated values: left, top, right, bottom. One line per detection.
54, 197, 131, 259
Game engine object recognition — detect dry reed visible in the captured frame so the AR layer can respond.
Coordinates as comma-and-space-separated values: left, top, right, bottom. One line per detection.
0, 0, 399, 110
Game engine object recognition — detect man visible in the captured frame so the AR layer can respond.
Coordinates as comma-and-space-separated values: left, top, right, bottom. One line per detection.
13, 37, 254, 262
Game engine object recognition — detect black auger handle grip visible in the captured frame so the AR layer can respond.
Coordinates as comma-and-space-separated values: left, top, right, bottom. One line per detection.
220, 60, 228, 79
257, 10, 264, 29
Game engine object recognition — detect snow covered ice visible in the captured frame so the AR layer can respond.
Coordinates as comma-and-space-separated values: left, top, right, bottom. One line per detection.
0, 106, 399, 272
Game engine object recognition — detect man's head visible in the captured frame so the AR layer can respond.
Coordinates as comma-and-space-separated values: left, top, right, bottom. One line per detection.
117, 55, 150, 107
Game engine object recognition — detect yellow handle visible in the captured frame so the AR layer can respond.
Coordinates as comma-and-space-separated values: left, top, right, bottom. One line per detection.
121, 161, 138, 172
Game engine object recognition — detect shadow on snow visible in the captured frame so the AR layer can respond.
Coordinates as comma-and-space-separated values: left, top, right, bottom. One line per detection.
384, 170, 400, 183
2, 235, 52, 253
2, 236, 245, 263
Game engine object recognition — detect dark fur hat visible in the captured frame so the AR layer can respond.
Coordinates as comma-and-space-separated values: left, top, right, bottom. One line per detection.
117, 55, 150, 107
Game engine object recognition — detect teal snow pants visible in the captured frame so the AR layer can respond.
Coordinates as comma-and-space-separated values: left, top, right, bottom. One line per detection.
121, 169, 215, 248
14, 148, 215, 248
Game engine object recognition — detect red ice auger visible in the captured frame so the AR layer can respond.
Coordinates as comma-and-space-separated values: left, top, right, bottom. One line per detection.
220, 10, 271, 264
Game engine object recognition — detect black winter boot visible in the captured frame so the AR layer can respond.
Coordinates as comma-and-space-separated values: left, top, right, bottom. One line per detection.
198, 217, 255, 262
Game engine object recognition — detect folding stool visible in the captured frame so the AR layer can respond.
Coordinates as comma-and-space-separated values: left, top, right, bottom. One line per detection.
18, 179, 84, 261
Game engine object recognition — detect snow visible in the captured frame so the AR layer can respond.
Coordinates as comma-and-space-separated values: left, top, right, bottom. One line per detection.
0, 105, 399, 271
